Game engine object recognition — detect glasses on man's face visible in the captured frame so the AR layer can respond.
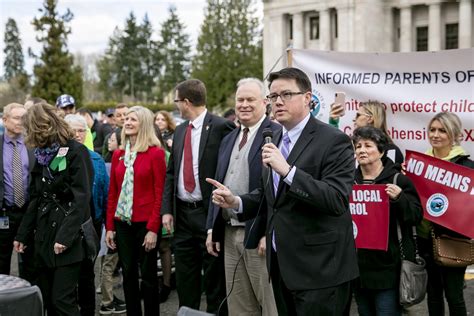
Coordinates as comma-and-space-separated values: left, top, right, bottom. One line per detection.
174, 99, 185, 104
266, 91, 305, 104
74, 128, 86, 134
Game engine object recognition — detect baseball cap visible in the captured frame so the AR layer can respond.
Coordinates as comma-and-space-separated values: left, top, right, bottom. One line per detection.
105, 108, 115, 117
56, 94, 75, 108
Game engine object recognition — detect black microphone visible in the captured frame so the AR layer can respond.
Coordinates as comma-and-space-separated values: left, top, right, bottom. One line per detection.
262, 128, 273, 144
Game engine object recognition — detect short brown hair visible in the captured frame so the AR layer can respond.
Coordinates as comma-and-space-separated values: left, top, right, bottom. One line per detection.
115, 103, 128, 110
175, 79, 206, 106
23, 103, 74, 148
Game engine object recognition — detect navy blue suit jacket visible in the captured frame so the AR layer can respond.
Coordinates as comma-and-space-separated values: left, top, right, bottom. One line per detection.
206, 116, 281, 249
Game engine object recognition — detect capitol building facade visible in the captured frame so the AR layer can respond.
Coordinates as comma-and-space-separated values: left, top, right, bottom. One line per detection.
263, 0, 473, 75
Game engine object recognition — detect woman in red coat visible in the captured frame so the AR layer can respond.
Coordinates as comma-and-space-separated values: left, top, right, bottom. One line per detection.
105, 106, 166, 316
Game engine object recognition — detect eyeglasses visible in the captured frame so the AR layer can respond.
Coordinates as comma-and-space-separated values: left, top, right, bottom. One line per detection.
266, 91, 305, 103
355, 112, 372, 119
74, 129, 86, 134
174, 99, 185, 103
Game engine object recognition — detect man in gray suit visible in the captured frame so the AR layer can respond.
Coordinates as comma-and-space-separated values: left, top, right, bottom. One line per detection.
0, 103, 35, 281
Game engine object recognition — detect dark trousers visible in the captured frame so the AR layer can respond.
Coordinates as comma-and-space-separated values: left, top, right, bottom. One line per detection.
78, 258, 96, 316
115, 220, 160, 316
0, 206, 36, 282
37, 262, 82, 316
270, 249, 351, 316
354, 287, 401, 316
174, 203, 227, 315
78, 219, 101, 316
418, 237, 467, 316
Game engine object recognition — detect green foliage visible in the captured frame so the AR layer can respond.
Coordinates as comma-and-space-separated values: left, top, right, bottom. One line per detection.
97, 13, 157, 102
30, 0, 83, 106
3, 18, 29, 90
192, 0, 263, 109
82, 101, 174, 113
155, 6, 191, 101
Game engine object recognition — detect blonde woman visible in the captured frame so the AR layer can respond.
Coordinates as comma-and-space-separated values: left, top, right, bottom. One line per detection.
105, 106, 167, 316
417, 112, 473, 316
330, 100, 404, 164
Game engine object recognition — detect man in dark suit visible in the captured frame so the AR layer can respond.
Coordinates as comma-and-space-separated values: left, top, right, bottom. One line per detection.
162, 79, 235, 313
205, 78, 280, 315
0, 103, 35, 282
208, 68, 359, 315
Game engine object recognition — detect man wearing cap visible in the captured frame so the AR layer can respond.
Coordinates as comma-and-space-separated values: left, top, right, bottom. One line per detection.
0, 103, 36, 282
104, 108, 116, 129
56, 94, 94, 151
77, 108, 113, 155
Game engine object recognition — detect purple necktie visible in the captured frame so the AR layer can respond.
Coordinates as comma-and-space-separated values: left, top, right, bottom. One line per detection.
273, 132, 290, 195
272, 132, 290, 251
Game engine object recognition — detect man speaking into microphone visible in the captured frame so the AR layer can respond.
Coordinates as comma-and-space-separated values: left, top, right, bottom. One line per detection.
207, 68, 358, 315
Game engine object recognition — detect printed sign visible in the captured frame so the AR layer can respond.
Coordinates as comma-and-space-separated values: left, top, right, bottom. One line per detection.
350, 185, 390, 250
405, 150, 474, 238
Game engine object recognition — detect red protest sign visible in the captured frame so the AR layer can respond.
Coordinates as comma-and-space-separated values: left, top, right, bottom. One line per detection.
405, 150, 474, 238
350, 185, 390, 251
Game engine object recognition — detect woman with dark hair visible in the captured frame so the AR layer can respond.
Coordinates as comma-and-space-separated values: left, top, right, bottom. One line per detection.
155, 110, 176, 149
417, 112, 473, 316
352, 126, 422, 316
14, 103, 94, 315
331, 100, 404, 165
106, 106, 167, 316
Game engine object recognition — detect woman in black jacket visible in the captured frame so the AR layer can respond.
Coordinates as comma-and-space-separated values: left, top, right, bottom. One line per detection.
14, 103, 94, 316
417, 112, 474, 316
352, 126, 422, 316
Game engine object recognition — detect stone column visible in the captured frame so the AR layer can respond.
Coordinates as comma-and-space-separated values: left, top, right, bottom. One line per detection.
459, 0, 472, 48
292, 12, 304, 49
428, 2, 441, 51
320, 9, 331, 50
400, 5, 412, 52
263, 14, 286, 77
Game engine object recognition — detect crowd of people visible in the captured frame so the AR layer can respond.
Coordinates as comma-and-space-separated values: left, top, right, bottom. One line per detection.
0, 67, 472, 316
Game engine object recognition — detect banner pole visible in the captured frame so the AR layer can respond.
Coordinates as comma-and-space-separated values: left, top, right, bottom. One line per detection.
287, 48, 293, 67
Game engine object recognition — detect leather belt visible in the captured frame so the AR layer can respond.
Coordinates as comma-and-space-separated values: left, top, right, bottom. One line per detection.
176, 199, 204, 209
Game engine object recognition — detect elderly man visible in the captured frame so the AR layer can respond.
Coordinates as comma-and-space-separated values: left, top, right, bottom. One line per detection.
0, 103, 35, 281
206, 78, 279, 315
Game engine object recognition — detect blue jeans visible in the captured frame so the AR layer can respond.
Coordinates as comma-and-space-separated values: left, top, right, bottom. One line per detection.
354, 287, 401, 316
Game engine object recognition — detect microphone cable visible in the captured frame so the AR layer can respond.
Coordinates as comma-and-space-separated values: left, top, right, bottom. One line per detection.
216, 165, 273, 315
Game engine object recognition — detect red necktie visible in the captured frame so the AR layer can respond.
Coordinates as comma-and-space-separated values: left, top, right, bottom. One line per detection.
183, 123, 195, 193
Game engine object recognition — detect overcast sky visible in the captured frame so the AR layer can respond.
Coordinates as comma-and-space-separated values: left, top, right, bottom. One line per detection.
0, 0, 230, 76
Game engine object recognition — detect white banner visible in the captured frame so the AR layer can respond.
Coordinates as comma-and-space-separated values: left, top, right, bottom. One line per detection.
291, 48, 474, 155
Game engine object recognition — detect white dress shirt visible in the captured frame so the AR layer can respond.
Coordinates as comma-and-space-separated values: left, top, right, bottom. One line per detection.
177, 109, 207, 202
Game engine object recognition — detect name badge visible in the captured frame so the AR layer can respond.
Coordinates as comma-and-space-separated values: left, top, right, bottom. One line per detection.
0, 216, 9, 229
57, 147, 69, 157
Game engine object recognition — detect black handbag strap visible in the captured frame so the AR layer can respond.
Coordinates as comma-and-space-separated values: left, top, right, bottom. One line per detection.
393, 173, 422, 261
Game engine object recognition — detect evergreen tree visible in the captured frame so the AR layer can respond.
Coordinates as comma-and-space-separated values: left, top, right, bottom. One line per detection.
3, 18, 28, 89
156, 6, 191, 102
31, 0, 83, 105
98, 12, 156, 102
192, 0, 262, 109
